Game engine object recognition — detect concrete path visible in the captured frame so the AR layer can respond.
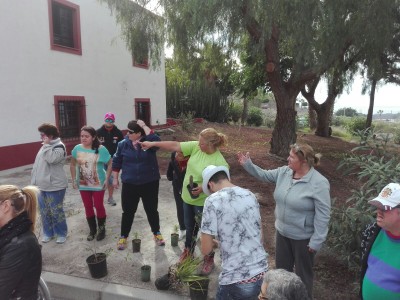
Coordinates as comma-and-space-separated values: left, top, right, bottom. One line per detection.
0, 164, 220, 299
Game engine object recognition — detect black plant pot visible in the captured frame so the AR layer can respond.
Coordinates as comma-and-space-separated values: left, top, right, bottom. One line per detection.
171, 233, 179, 247
132, 239, 141, 253
189, 278, 209, 300
186, 183, 199, 199
86, 253, 108, 279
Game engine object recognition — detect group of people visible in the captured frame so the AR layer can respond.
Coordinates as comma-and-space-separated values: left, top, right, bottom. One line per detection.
0, 115, 399, 299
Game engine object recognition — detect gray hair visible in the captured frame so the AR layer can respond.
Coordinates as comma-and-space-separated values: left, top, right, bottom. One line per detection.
264, 269, 310, 300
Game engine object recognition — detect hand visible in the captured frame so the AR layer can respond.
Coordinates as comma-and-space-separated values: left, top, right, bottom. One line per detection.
72, 181, 78, 190
113, 178, 119, 189
191, 186, 203, 196
237, 152, 250, 166
137, 119, 145, 128
308, 246, 316, 253
140, 141, 151, 150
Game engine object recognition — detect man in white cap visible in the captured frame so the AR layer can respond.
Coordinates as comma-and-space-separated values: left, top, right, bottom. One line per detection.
97, 112, 123, 206
360, 183, 400, 299
200, 165, 268, 299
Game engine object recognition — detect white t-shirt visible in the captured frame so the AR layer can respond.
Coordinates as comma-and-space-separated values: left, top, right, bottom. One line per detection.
201, 186, 268, 285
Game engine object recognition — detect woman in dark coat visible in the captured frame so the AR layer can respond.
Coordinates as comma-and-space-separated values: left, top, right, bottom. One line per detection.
0, 185, 42, 300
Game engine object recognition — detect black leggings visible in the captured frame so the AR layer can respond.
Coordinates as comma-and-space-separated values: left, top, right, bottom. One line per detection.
120, 180, 160, 237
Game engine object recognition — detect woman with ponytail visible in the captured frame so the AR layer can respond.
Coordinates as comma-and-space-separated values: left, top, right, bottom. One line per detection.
0, 185, 42, 299
70, 126, 111, 242
141, 127, 229, 274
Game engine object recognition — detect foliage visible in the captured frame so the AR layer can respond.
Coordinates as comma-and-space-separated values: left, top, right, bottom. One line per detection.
335, 107, 359, 117
331, 116, 348, 127
178, 112, 195, 133
344, 117, 368, 135
168, 257, 207, 290
228, 102, 243, 124
328, 132, 400, 271
247, 107, 264, 127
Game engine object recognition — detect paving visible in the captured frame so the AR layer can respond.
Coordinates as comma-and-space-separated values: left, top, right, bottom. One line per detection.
0, 164, 220, 299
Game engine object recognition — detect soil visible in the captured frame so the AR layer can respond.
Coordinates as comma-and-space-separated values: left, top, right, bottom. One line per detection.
156, 122, 360, 300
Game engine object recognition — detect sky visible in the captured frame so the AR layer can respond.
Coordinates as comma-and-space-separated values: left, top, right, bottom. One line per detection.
315, 76, 400, 115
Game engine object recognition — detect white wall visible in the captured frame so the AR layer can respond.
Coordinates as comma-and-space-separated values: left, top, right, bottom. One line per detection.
0, 0, 166, 147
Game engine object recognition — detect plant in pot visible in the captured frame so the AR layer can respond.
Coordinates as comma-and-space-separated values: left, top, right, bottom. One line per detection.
85, 236, 111, 279
187, 175, 199, 199
132, 231, 141, 253
156, 257, 209, 300
171, 224, 179, 247
141, 264, 151, 282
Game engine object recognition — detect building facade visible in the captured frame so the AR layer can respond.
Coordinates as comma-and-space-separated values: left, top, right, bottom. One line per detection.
0, 0, 166, 170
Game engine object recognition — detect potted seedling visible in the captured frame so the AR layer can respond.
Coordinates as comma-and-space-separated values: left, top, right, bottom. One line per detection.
85, 236, 111, 279
171, 224, 179, 247
187, 175, 199, 199
132, 231, 141, 253
141, 264, 151, 282
168, 257, 209, 300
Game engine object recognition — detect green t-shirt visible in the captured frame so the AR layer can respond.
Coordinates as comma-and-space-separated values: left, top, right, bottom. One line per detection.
180, 141, 229, 206
71, 144, 110, 191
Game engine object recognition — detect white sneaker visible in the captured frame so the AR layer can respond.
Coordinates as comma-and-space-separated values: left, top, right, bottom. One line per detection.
179, 230, 186, 241
41, 236, 53, 243
107, 197, 116, 206
56, 236, 67, 244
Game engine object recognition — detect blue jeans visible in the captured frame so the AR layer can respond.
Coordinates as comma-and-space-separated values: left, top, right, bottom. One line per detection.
183, 202, 203, 251
38, 190, 68, 238
216, 277, 263, 300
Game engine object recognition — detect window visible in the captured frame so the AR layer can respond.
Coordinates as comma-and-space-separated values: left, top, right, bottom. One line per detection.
135, 98, 151, 125
54, 96, 86, 142
48, 0, 82, 55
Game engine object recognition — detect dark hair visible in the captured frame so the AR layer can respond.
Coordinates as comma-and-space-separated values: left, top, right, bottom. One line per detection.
81, 126, 100, 154
127, 120, 145, 136
38, 123, 60, 139
209, 171, 229, 183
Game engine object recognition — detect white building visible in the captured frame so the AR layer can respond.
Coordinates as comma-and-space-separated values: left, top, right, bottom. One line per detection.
0, 0, 166, 170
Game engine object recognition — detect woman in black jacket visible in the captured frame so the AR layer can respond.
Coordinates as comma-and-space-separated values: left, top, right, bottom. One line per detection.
0, 185, 42, 300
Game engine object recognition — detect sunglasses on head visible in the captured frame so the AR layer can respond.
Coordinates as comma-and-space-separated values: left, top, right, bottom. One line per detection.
105, 119, 114, 123
292, 143, 305, 156
128, 130, 138, 134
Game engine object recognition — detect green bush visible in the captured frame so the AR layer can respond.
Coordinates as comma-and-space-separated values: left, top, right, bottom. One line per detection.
228, 103, 243, 123
328, 134, 400, 271
344, 116, 368, 135
247, 107, 264, 127
331, 116, 348, 127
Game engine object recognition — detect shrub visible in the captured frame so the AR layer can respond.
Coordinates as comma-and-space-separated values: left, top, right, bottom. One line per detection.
344, 116, 368, 135
247, 107, 264, 127
228, 103, 243, 124
328, 134, 400, 271
331, 116, 348, 127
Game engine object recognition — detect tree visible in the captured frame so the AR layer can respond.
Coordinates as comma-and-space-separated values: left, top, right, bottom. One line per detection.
335, 107, 358, 117
100, 0, 399, 157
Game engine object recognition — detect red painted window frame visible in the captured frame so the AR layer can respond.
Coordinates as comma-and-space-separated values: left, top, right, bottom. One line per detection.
48, 0, 82, 55
135, 98, 151, 125
54, 95, 86, 146
132, 57, 149, 69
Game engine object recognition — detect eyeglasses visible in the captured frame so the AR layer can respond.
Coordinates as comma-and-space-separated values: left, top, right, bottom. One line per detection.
105, 119, 114, 123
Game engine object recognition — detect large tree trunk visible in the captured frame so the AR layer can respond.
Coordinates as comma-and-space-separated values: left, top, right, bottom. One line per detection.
366, 79, 376, 129
241, 97, 249, 125
271, 102, 297, 157
314, 104, 332, 136
308, 106, 317, 130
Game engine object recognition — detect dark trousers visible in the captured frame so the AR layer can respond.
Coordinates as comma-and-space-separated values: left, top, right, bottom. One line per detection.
172, 180, 186, 230
275, 231, 315, 298
120, 180, 160, 237
183, 202, 203, 251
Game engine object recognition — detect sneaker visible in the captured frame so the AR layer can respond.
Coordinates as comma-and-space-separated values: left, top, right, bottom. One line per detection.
154, 232, 165, 246
201, 253, 215, 275
56, 236, 67, 244
178, 247, 192, 264
107, 197, 116, 206
117, 237, 127, 250
41, 236, 53, 243
178, 230, 186, 241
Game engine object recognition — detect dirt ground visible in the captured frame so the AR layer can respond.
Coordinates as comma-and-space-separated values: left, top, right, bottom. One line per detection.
156, 122, 360, 300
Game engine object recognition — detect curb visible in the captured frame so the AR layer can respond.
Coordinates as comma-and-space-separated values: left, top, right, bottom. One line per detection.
42, 271, 188, 300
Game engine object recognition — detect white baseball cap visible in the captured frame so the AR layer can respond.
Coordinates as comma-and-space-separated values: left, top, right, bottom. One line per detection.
202, 165, 230, 196
369, 183, 400, 211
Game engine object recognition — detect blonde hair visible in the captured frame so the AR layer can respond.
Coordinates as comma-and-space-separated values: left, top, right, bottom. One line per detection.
290, 143, 321, 167
199, 128, 228, 149
0, 185, 39, 232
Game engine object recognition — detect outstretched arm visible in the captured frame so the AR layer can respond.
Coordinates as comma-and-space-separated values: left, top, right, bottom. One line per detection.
140, 140, 181, 152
